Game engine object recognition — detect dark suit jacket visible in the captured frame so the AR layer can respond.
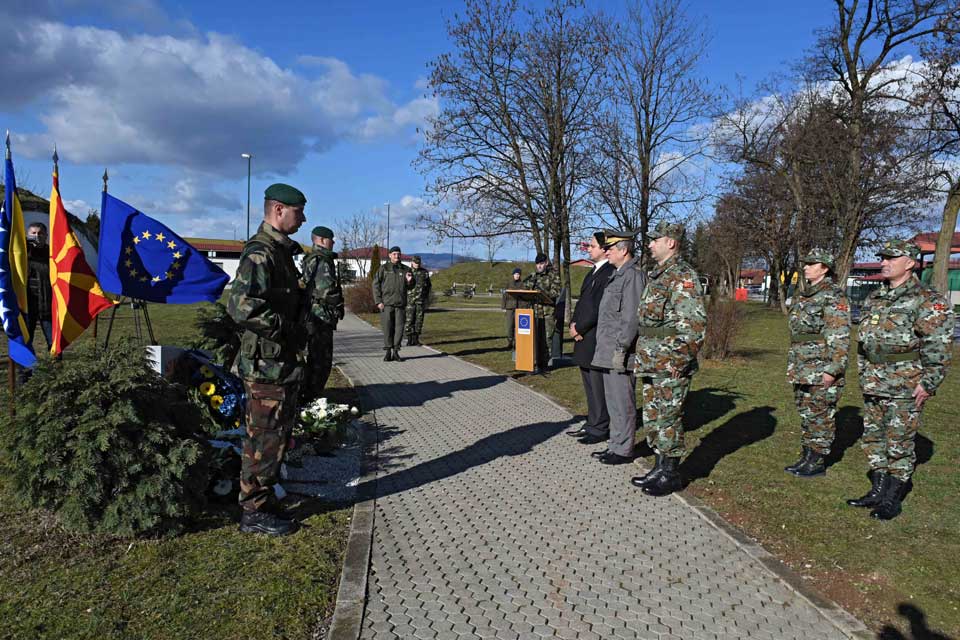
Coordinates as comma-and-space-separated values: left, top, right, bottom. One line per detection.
571, 261, 616, 368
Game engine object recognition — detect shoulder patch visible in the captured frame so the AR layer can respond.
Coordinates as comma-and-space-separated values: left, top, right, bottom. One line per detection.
836, 302, 849, 312
682, 280, 695, 289
933, 302, 947, 311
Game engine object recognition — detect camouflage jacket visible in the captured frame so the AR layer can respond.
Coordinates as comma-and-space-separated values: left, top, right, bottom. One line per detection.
227, 222, 305, 385
522, 267, 561, 319
857, 276, 955, 398
635, 254, 706, 377
501, 277, 523, 309
301, 245, 344, 328
786, 277, 851, 385
407, 267, 431, 305
373, 261, 413, 307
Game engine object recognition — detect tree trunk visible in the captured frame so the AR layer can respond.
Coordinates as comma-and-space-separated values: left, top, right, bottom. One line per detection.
931, 178, 960, 294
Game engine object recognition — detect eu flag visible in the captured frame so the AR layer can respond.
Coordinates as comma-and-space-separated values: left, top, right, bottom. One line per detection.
98, 193, 229, 304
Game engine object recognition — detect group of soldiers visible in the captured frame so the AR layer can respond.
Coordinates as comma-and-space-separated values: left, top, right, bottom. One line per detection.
518, 224, 954, 518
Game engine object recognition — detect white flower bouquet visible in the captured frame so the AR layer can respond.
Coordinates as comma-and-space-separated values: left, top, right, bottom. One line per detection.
291, 397, 360, 455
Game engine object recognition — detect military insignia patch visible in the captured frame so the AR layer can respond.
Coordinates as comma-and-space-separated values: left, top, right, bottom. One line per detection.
871, 314, 880, 325
837, 303, 849, 312
682, 280, 695, 289
933, 303, 947, 311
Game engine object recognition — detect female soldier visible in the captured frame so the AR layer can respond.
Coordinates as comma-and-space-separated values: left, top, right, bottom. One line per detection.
784, 249, 851, 478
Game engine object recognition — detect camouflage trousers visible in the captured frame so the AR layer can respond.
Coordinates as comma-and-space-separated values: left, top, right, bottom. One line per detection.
861, 394, 921, 481
303, 326, 334, 403
405, 302, 426, 338
641, 375, 691, 458
792, 383, 841, 455
240, 381, 300, 512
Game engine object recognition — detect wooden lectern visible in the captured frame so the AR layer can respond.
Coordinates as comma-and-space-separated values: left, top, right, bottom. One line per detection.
504, 289, 555, 372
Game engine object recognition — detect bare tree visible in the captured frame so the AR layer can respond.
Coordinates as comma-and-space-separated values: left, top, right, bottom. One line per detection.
336, 210, 386, 278
588, 0, 715, 252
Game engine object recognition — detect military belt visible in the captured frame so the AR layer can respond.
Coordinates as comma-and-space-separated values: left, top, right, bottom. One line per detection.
637, 327, 678, 337
857, 342, 920, 364
790, 333, 824, 343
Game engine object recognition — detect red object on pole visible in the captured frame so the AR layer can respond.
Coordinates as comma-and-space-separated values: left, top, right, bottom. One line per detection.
734, 288, 748, 302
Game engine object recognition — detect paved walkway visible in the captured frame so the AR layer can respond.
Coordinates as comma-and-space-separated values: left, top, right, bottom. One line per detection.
334, 313, 859, 640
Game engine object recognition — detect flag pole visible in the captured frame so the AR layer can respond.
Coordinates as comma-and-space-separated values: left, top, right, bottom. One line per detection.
6, 132, 15, 416
93, 168, 108, 345
51, 147, 63, 362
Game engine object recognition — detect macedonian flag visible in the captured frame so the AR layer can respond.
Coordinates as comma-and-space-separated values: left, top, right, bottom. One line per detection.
49, 164, 115, 356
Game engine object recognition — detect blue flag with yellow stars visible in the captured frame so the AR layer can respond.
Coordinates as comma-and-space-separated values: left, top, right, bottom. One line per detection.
98, 192, 229, 304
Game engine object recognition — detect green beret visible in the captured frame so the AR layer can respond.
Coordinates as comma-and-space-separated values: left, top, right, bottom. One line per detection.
648, 220, 685, 241
802, 247, 835, 269
877, 239, 920, 261
311, 225, 334, 239
412, 255, 422, 264
264, 183, 306, 206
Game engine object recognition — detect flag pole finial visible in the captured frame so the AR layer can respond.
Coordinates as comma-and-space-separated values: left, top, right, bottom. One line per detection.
5, 131, 10, 160
102, 168, 109, 193
53, 145, 59, 171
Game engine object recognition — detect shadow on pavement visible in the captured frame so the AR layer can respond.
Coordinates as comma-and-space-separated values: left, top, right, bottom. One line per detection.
427, 335, 503, 346
680, 406, 777, 485
360, 417, 576, 501
878, 604, 955, 640
358, 376, 505, 410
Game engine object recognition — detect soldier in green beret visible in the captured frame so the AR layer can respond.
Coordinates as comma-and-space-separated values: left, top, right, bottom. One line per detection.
631, 220, 706, 497
522, 252, 561, 371
784, 248, 850, 478
404, 255, 431, 346
300, 225, 344, 403
227, 183, 308, 536
373, 246, 414, 361
847, 239, 955, 520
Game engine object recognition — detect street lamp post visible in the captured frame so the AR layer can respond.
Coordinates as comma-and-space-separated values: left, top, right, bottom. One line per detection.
241, 153, 252, 239
384, 202, 391, 248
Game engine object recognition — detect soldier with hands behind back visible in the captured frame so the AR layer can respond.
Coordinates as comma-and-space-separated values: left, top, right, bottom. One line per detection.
227, 183, 308, 536
301, 225, 344, 402
404, 255, 431, 346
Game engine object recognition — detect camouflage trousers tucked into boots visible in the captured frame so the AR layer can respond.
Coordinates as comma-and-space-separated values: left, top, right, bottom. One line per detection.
862, 394, 921, 481
641, 375, 691, 459
405, 302, 426, 339
793, 383, 841, 455
303, 326, 334, 403
240, 381, 300, 512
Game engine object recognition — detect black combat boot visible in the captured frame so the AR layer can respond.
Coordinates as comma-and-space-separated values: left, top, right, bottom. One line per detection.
631, 454, 663, 488
383, 349, 393, 362
791, 450, 825, 478
642, 456, 683, 496
846, 469, 886, 507
870, 476, 906, 520
239, 510, 298, 536
784, 447, 810, 474
392, 348, 403, 362
413, 334, 421, 346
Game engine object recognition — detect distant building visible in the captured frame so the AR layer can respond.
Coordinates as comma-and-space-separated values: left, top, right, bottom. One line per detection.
183, 238, 245, 281
339, 247, 422, 281
739, 268, 766, 287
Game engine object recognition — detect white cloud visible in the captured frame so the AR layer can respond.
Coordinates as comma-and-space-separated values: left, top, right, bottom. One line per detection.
0, 14, 435, 176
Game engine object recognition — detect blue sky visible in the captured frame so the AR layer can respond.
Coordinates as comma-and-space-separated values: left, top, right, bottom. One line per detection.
0, 0, 884, 258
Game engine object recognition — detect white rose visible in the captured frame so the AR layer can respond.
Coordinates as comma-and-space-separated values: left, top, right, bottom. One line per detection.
350, 407, 359, 415
300, 410, 310, 421
317, 409, 327, 420
318, 398, 329, 409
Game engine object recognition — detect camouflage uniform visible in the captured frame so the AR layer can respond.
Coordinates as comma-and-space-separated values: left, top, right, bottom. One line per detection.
404, 262, 431, 344
786, 275, 850, 456
635, 253, 706, 458
227, 221, 305, 513
502, 274, 522, 347
373, 260, 413, 352
522, 266, 561, 368
857, 275, 953, 482
301, 244, 344, 400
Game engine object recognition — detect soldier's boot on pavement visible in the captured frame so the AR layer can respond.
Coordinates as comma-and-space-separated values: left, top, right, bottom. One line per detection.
790, 450, 826, 478
870, 476, 907, 521
630, 454, 663, 488
239, 510, 299, 536
642, 456, 683, 496
784, 447, 811, 474
383, 349, 393, 362
846, 469, 887, 507
392, 348, 403, 362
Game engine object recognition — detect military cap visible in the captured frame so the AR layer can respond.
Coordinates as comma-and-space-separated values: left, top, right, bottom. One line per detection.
412, 255, 422, 264
389, 245, 401, 254
876, 239, 920, 261
648, 220, 685, 241
512, 267, 522, 275
264, 183, 306, 206
601, 229, 633, 249
534, 252, 549, 263
311, 225, 334, 239
802, 247, 834, 269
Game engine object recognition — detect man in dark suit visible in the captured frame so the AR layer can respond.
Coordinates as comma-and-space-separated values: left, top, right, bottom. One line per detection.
566, 231, 616, 441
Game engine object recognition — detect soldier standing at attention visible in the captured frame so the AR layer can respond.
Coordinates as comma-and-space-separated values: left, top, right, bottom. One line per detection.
374, 246, 413, 362
522, 253, 561, 372
301, 225, 344, 402
631, 221, 706, 497
847, 239, 954, 520
228, 183, 308, 536
502, 267, 523, 350
404, 255, 431, 346
784, 249, 851, 478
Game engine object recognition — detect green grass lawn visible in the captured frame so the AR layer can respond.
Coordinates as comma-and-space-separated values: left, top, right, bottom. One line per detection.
367, 303, 960, 638
1, 300, 354, 640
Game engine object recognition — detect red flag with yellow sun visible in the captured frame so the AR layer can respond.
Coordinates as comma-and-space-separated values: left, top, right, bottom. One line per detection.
49, 160, 115, 356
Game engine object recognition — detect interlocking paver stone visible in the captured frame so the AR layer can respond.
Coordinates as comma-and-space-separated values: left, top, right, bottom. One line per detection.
335, 314, 859, 640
